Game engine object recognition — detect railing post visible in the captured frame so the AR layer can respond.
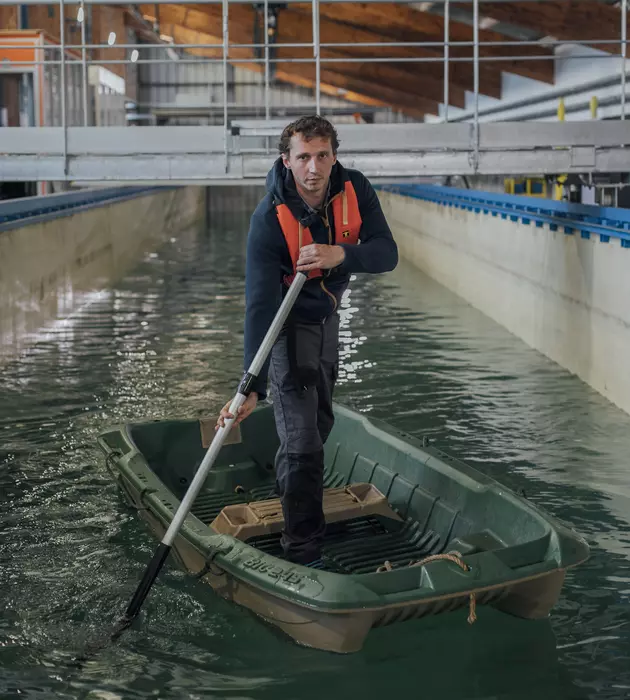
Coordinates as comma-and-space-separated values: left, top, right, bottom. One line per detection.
222, 0, 229, 171
59, 0, 68, 176
473, 0, 479, 173
313, 0, 320, 114
79, 0, 88, 126
264, 0, 270, 121
622, 0, 627, 121
443, 0, 449, 123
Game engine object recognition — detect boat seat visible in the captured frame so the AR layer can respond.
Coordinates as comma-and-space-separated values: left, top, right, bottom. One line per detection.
209, 483, 401, 541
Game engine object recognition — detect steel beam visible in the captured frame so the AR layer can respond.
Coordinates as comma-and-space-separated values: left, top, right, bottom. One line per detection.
3, 123, 630, 180
3, 149, 629, 180
479, 121, 630, 149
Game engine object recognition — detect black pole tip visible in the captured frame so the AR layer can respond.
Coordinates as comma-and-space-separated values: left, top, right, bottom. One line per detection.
69, 543, 171, 671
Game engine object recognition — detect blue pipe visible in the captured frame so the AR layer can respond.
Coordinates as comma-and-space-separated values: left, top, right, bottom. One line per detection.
378, 184, 630, 249
0, 186, 173, 232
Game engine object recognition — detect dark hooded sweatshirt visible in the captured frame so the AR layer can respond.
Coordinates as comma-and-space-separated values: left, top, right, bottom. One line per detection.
243, 157, 398, 400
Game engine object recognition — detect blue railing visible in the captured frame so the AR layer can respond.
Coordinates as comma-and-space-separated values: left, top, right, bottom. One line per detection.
0, 186, 170, 232
378, 184, 630, 249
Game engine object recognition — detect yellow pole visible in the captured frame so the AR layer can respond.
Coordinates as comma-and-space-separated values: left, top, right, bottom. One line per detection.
557, 97, 566, 122
590, 96, 598, 120
555, 98, 566, 200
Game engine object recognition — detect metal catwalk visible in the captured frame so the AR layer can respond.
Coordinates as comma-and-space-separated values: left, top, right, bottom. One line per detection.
0, 0, 628, 181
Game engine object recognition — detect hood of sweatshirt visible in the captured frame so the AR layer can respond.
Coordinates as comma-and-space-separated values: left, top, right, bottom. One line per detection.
265, 156, 347, 228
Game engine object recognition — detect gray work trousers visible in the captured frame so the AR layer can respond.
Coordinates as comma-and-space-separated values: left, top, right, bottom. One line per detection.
268, 312, 339, 564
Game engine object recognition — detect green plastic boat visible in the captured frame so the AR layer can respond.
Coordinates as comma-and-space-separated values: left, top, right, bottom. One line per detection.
97, 402, 589, 653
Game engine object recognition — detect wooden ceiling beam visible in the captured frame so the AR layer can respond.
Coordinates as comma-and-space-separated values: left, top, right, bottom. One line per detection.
275, 70, 431, 120
279, 48, 466, 108
178, 4, 494, 99
474, 1, 622, 48
276, 10, 468, 107
289, 4, 502, 95
293, 2, 554, 84
279, 3, 501, 99
289, 65, 440, 116
274, 70, 400, 110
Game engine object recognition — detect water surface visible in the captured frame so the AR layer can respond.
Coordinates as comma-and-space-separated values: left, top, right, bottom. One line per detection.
1, 200, 629, 699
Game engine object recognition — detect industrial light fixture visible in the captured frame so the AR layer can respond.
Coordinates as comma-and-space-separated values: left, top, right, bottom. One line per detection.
77, 6, 84, 23
107, 32, 116, 46
411, 2, 434, 13
479, 16, 498, 30
131, 49, 139, 62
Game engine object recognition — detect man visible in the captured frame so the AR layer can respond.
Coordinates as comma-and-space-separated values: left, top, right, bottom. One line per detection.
217, 115, 398, 566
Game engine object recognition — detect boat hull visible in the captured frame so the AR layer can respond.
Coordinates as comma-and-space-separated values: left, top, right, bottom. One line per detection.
99, 402, 589, 653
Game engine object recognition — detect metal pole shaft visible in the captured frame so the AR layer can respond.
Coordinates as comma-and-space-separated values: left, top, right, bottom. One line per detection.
222, 0, 229, 168
473, 0, 479, 170
313, 0, 320, 114
80, 0, 88, 126
264, 0, 270, 121
622, 0, 627, 120
60, 0, 68, 175
444, 0, 449, 123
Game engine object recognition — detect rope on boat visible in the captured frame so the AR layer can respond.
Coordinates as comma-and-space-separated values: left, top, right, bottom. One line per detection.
104, 451, 121, 477
376, 550, 477, 624
376, 560, 394, 572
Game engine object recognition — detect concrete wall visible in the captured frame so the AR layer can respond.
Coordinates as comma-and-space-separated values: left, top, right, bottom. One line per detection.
0, 186, 205, 362
379, 191, 630, 416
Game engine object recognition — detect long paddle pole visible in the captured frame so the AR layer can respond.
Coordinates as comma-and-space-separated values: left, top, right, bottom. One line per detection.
76, 272, 307, 661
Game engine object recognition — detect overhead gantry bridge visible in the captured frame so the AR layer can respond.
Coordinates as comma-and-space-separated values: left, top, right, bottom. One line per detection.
0, 0, 628, 184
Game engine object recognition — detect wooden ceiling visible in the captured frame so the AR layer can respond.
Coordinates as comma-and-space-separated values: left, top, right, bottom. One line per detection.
132, 1, 622, 119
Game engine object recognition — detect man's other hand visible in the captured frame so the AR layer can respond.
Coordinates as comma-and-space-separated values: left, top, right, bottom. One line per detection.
297, 244, 345, 272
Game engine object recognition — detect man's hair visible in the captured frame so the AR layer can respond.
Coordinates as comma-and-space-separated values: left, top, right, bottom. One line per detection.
278, 115, 340, 156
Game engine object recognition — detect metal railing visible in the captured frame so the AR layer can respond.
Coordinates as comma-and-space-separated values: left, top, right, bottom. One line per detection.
0, 0, 629, 180
2, 0, 629, 118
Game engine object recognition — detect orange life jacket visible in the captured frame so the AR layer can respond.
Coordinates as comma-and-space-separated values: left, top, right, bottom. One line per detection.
276, 180, 362, 282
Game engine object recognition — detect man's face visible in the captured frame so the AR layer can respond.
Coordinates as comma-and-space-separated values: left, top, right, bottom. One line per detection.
282, 133, 337, 199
